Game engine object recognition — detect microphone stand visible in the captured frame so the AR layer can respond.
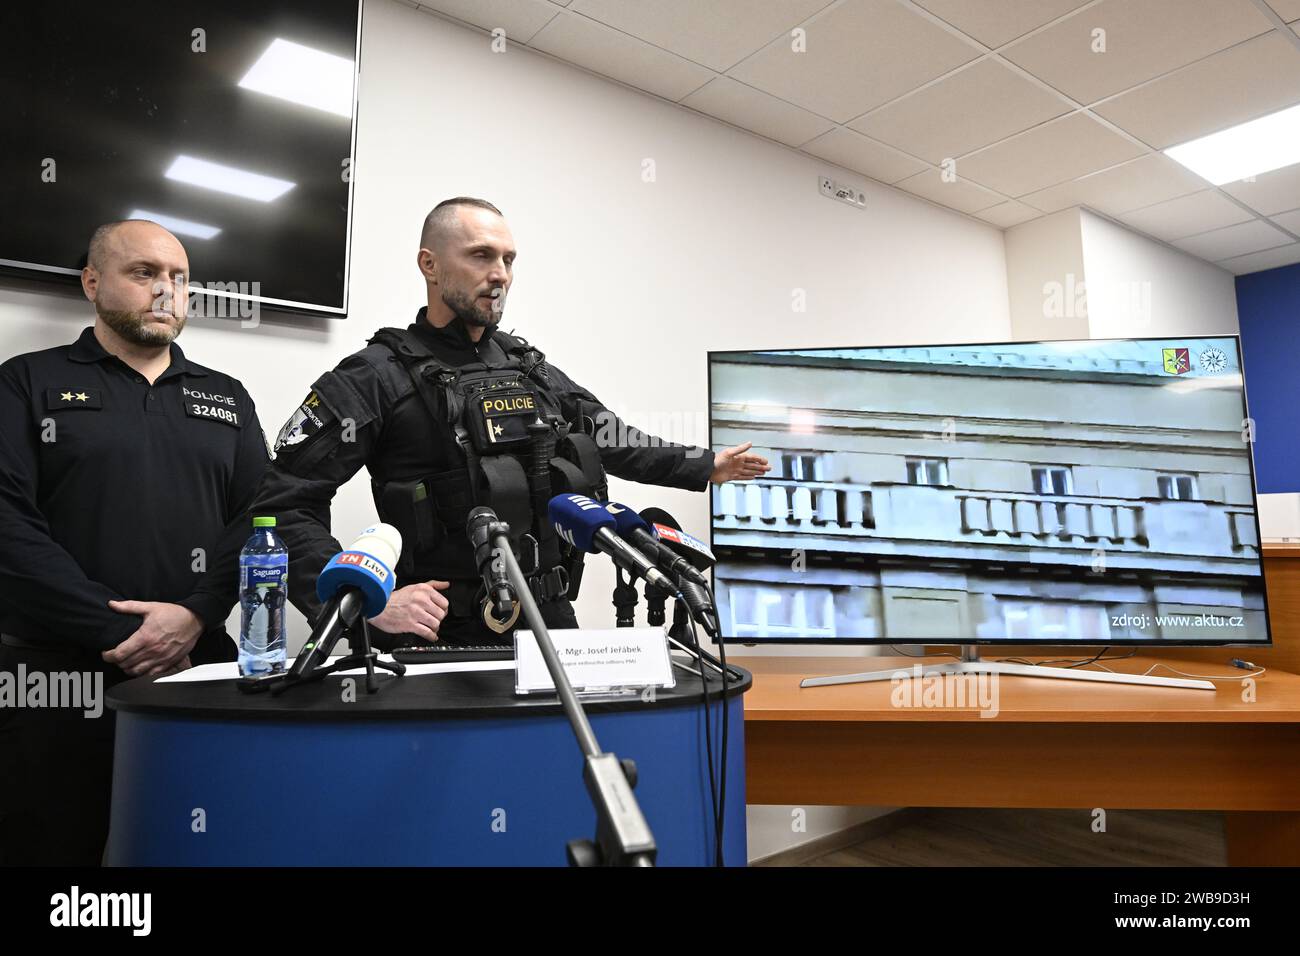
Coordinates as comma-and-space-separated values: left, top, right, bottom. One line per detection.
488, 519, 657, 867
238, 590, 406, 696
612, 568, 639, 627
644, 580, 667, 628
664, 584, 745, 682
647, 575, 741, 679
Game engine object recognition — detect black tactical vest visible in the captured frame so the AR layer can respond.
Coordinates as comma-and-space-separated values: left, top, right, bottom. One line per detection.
367, 326, 607, 603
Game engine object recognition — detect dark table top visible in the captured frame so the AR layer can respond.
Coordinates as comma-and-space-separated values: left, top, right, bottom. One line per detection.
106, 656, 751, 722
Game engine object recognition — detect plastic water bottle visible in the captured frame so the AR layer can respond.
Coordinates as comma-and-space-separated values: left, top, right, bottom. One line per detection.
238, 516, 288, 676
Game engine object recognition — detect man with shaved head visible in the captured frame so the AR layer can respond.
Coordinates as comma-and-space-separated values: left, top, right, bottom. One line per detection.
254, 197, 768, 650
0, 219, 270, 864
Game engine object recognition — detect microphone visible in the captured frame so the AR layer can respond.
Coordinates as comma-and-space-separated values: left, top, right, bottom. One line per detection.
548, 494, 679, 595
640, 507, 716, 575
467, 506, 520, 629
638, 508, 720, 638
290, 524, 402, 679
602, 502, 709, 589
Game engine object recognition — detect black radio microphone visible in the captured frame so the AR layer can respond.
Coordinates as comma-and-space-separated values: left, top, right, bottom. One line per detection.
467, 506, 519, 628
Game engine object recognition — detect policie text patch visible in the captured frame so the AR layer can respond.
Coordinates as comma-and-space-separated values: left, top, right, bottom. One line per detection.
467, 387, 537, 452
182, 386, 241, 428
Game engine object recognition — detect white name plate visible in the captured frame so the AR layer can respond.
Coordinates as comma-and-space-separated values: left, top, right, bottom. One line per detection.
514, 627, 676, 695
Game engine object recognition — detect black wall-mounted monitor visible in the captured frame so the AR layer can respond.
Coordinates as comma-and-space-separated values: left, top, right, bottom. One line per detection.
0, 0, 362, 317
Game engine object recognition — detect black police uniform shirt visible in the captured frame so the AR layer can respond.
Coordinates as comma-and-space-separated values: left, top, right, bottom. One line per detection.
254, 308, 716, 626
0, 326, 270, 663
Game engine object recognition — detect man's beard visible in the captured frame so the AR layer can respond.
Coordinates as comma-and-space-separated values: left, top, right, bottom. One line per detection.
98, 307, 185, 346
442, 287, 503, 329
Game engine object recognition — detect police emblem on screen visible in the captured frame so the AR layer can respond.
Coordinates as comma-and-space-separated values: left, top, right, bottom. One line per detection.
1198, 346, 1228, 374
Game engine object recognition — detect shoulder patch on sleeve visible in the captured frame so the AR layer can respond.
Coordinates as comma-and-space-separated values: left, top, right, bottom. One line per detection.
273, 390, 334, 454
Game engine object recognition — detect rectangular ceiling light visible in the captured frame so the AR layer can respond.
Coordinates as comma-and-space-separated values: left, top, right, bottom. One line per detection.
127, 209, 221, 240
238, 38, 355, 118
164, 155, 295, 202
1165, 103, 1300, 185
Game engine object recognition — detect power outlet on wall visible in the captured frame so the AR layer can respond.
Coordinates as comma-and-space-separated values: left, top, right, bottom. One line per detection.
818, 174, 867, 209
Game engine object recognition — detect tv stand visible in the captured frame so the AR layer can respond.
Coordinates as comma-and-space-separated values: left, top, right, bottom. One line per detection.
799, 645, 1215, 691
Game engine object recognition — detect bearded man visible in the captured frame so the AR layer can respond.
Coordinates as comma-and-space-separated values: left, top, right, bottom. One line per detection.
0, 219, 270, 864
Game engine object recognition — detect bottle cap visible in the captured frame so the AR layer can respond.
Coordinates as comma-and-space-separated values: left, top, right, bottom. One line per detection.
253, 516, 277, 528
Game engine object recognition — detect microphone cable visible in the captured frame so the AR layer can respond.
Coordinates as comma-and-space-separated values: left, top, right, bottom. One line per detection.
679, 598, 725, 866
712, 589, 729, 869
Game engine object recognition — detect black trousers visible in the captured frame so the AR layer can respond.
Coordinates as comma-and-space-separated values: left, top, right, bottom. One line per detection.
0, 644, 120, 866
0, 633, 235, 867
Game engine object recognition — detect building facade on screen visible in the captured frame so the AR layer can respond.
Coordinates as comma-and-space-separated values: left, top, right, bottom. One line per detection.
709, 338, 1267, 644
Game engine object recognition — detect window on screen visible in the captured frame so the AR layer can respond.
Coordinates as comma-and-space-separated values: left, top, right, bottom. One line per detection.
906, 458, 948, 486
1158, 474, 1198, 500
1032, 466, 1074, 496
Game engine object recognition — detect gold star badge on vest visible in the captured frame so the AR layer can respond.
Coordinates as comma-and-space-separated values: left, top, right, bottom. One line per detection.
45, 388, 103, 410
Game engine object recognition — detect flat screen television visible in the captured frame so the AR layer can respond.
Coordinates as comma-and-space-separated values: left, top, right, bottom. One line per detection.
0, 0, 362, 317
708, 336, 1271, 648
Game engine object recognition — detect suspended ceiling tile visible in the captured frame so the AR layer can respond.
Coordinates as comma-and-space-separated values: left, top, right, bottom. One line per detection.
570, 0, 834, 72
1264, 0, 1300, 20
1119, 189, 1256, 241
1218, 242, 1300, 274
955, 111, 1146, 196
974, 200, 1043, 227
849, 58, 1070, 164
1172, 218, 1294, 260
1093, 32, 1300, 149
894, 167, 1007, 213
681, 77, 835, 147
728, 0, 980, 123
910, 0, 1093, 49
415, 0, 560, 43
1220, 163, 1300, 216
1019, 152, 1208, 215
1270, 208, 1300, 233
528, 11, 715, 101
801, 127, 929, 183
1001, 0, 1273, 105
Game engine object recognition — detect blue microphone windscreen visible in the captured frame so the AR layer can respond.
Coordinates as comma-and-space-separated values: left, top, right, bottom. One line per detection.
316, 549, 396, 618
603, 501, 650, 537
548, 493, 614, 552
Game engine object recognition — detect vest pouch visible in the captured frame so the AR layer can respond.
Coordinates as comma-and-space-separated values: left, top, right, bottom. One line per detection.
463, 375, 539, 455
373, 477, 438, 577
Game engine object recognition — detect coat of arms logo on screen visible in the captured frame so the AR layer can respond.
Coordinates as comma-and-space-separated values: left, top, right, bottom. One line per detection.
1162, 347, 1190, 375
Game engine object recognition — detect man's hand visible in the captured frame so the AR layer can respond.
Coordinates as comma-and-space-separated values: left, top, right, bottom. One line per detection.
710, 441, 771, 485
102, 601, 203, 676
369, 580, 451, 643
144, 656, 192, 678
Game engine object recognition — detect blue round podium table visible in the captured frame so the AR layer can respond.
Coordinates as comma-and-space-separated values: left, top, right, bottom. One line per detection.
105, 661, 749, 866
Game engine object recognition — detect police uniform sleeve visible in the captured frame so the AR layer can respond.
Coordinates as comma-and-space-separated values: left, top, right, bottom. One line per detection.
249, 353, 386, 624
545, 362, 715, 490
0, 360, 142, 650
176, 383, 271, 632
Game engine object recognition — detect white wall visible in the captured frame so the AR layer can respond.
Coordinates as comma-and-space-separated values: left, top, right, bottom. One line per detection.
1005, 209, 1088, 343
1005, 207, 1240, 341
0, 0, 1012, 861
1079, 209, 1239, 338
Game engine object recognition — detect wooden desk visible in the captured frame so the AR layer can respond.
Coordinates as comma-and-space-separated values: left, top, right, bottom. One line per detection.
736, 654, 1300, 865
